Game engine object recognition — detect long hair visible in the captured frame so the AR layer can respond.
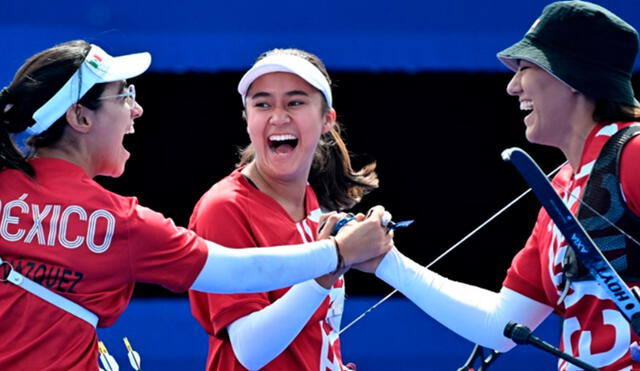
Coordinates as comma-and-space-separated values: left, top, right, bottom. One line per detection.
0, 40, 106, 176
237, 48, 378, 211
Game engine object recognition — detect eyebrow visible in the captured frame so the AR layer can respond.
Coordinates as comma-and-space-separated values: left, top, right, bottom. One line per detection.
249, 90, 310, 100
114, 80, 127, 93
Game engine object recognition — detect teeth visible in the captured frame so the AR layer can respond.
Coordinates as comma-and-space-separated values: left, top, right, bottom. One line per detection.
269, 134, 297, 142
520, 101, 533, 111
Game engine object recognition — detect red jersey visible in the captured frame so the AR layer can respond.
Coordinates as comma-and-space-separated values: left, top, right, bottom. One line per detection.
0, 158, 208, 371
189, 168, 347, 371
504, 123, 640, 370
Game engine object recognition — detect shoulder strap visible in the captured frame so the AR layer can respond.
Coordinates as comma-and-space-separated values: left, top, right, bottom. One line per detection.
1, 257, 98, 327
568, 124, 640, 281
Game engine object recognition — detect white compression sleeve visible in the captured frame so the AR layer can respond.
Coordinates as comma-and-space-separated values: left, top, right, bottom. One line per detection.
227, 279, 330, 370
376, 248, 554, 352
191, 240, 336, 293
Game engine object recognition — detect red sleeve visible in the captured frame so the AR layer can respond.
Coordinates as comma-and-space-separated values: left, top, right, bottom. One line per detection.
126, 204, 208, 292
502, 210, 550, 306
620, 135, 640, 216
188, 187, 272, 338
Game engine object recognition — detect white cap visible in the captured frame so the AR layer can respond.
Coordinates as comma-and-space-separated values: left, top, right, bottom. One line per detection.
14, 44, 151, 153
237, 53, 332, 107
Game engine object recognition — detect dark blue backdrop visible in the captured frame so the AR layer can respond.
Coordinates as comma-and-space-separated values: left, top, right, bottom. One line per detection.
2, 0, 639, 84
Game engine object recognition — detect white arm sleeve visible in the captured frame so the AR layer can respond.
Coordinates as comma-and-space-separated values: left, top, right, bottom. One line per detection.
191, 240, 337, 293
227, 279, 330, 370
376, 248, 554, 352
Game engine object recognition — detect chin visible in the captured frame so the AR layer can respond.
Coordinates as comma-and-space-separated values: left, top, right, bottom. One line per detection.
103, 162, 127, 178
525, 133, 556, 149
524, 127, 542, 145
112, 168, 126, 178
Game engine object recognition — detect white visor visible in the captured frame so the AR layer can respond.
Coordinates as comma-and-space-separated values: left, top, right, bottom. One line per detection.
15, 44, 151, 153
237, 54, 332, 107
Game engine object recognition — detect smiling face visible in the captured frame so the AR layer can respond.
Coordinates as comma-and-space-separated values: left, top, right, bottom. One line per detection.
506, 60, 581, 149
83, 81, 143, 177
244, 72, 334, 184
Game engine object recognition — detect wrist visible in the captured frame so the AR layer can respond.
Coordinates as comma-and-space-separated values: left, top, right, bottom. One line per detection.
375, 247, 399, 278
330, 236, 346, 273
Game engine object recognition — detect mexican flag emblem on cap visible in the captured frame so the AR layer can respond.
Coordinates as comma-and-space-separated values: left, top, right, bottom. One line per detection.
86, 51, 108, 74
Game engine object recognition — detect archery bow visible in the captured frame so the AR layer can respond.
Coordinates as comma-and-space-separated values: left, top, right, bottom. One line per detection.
340, 133, 640, 370
502, 147, 640, 334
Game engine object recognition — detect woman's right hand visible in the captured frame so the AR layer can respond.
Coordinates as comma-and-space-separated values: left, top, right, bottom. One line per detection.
334, 206, 393, 266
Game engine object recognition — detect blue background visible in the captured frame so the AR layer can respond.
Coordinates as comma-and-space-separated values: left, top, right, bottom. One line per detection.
1, 0, 639, 83
98, 298, 562, 370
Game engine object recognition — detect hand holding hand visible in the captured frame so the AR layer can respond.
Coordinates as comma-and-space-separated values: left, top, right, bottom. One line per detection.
334, 206, 393, 266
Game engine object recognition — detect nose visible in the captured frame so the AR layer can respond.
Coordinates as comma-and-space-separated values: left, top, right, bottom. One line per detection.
506, 72, 522, 97
269, 105, 290, 125
131, 101, 143, 119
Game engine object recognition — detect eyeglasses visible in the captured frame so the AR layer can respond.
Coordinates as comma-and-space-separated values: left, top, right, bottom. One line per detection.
98, 84, 136, 107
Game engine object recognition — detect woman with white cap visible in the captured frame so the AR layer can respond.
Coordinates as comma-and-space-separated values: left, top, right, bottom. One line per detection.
0, 40, 392, 371
353, 1, 640, 370
188, 48, 380, 371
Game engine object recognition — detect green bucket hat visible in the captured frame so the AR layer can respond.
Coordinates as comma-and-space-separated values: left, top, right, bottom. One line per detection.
497, 0, 640, 107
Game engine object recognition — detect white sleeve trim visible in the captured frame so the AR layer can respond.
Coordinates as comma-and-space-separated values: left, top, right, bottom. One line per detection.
227, 279, 330, 370
191, 239, 336, 293
376, 248, 553, 352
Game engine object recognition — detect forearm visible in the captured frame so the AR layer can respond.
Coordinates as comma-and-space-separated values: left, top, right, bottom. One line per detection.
191, 240, 336, 293
228, 280, 329, 370
376, 248, 553, 352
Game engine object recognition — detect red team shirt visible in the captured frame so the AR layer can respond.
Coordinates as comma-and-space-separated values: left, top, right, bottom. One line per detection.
189, 168, 348, 371
504, 122, 640, 371
0, 158, 208, 371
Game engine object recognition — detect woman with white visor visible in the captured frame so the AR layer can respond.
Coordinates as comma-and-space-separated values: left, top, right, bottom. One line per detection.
0, 40, 392, 371
189, 48, 381, 371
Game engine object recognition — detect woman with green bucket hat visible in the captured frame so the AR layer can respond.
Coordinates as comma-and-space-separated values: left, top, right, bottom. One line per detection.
353, 1, 640, 369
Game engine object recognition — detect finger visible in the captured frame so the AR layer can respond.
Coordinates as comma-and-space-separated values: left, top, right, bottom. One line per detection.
318, 211, 338, 234
318, 213, 342, 239
382, 211, 392, 227
318, 211, 337, 225
366, 205, 385, 220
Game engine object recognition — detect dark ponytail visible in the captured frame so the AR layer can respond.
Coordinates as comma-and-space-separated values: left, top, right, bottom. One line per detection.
0, 87, 33, 176
237, 48, 379, 211
0, 40, 107, 176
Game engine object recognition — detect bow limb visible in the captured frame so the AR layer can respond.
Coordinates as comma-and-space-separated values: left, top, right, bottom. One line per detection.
551, 178, 640, 249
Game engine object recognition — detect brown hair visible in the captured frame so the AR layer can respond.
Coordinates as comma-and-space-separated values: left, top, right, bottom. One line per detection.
238, 48, 378, 211
593, 99, 640, 123
0, 40, 107, 176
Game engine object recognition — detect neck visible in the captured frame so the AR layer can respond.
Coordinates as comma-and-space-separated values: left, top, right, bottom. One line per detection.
558, 98, 599, 172
242, 162, 308, 221
561, 127, 593, 172
36, 145, 95, 177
